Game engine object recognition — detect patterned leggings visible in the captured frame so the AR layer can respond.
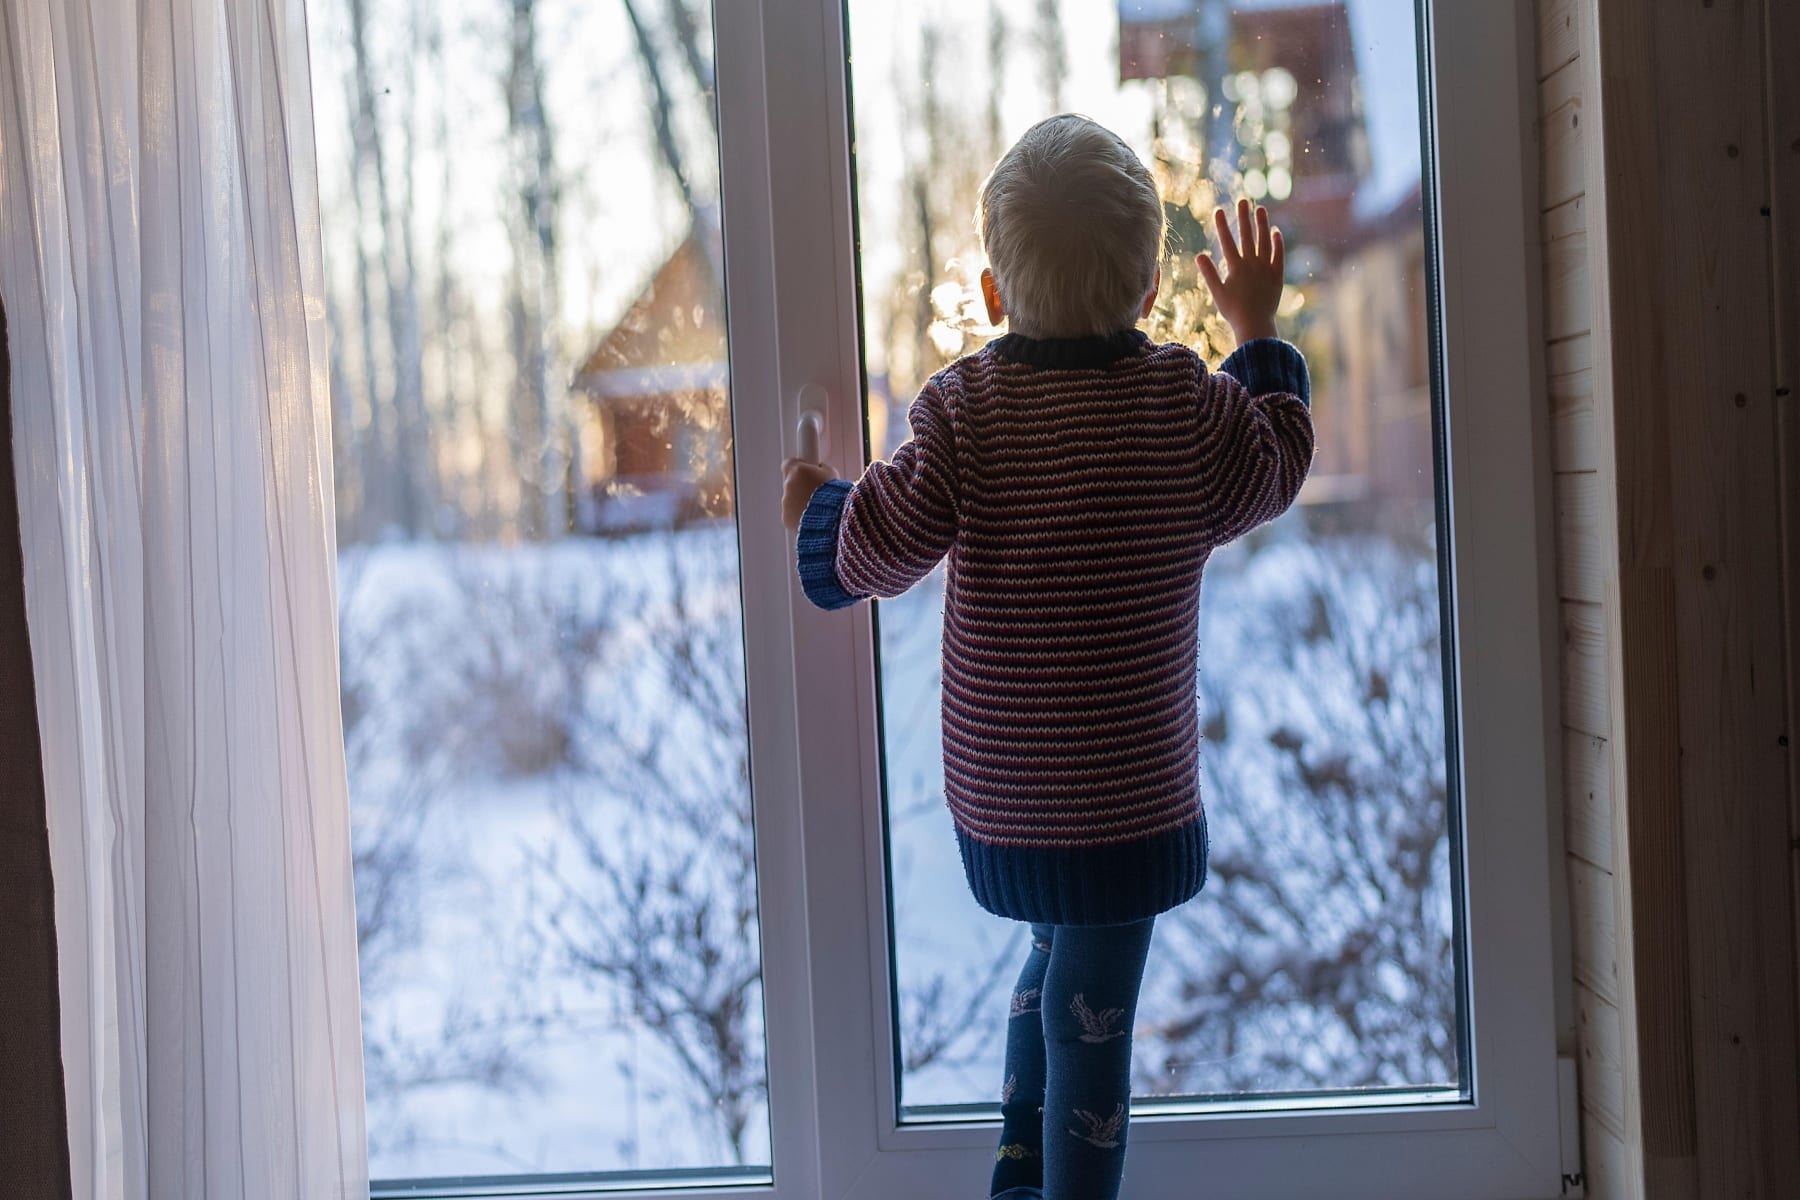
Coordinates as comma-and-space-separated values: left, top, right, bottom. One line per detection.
991, 917, 1156, 1200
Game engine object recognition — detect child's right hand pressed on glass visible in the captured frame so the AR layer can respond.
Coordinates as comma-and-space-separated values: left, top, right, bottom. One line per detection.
1197, 197, 1285, 345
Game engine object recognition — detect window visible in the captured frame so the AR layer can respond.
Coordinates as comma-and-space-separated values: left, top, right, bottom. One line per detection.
311, 0, 772, 1189
848, 0, 1463, 1118
318, 0, 1560, 1194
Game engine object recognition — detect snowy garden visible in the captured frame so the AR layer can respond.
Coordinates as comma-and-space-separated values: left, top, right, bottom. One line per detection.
339, 514, 1458, 1178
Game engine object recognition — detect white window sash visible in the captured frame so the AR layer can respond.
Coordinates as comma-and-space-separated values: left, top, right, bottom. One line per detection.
731, 0, 1569, 1196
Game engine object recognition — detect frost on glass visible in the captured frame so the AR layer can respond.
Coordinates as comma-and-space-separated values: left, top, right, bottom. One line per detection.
311, 0, 770, 1181
843, 0, 1460, 1111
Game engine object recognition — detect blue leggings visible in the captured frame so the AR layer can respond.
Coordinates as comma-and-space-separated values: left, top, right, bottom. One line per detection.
991, 917, 1156, 1200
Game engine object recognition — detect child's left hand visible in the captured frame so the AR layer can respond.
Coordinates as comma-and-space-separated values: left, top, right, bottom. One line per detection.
1197, 198, 1285, 345
782, 459, 839, 530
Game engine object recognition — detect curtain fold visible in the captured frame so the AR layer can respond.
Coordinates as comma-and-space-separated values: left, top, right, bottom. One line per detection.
0, 0, 368, 1194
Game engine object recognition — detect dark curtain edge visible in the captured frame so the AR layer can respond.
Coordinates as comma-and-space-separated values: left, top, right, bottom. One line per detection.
0, 299, 74, 1197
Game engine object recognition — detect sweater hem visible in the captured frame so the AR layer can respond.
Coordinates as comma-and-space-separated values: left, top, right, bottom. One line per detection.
955, 808, 1208, 926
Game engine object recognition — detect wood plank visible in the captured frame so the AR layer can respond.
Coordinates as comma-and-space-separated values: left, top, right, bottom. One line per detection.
1569, 854, 1620, 1004
1563, 1, 1642, 1180
1548, 333, 1597, 472
1588, 0, 1693, 1179
1766, 0, 1800, 1102
1537, 0, 1580, 81
1543, 226, 1592, 343
1612, 0, 1800, 1189
1539, 56, 1586, 210
1565, 730, 1612, 872
1576, 982, 1628, 1139
1611, 565, 1697, 1172
1581, 1113, 1640, 1200
1554, 472, 1604, 603
1642, 1155, 1700, 1199
1560, 600, 1609, 738
1542, 191, 1587, 242
1547, 329, 1593, 378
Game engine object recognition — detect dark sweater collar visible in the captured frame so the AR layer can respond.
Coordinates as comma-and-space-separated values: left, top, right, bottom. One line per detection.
989, 328, 1149, 369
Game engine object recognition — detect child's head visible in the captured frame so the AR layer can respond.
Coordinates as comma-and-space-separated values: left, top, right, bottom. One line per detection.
977, 114, 1165, 339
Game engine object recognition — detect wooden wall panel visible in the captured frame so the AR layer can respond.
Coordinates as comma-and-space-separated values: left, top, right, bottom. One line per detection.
1536, 1, 1631, 1195
1548, 334, 1597, 472
1536, 0, 1800, 1188
1583, 0, 1800, 1192
1554, 472, 1605, 604
1543, 230, 1591, 344
1560, 600, 1610, 739
1537, 0, 1580, 81
1577, 982, 1628, 1139
1583, 1116, 1637, 1200
1534, 9, 1621, 1189
1542, 198, 1591, 342
1564, 731, 1612, 872
1765, 0, 1800, 1093
1540, 58, 1587, 210
1569, 854, 1620, 1003
1612, 569, 1695, 1173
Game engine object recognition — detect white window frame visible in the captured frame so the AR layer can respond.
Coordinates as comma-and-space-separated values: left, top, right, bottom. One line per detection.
369, 1, 1563, 1195
725, 0, 1565, 1196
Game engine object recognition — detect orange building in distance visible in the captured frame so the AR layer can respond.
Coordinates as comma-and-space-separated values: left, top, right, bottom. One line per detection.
571, 213, 734, 533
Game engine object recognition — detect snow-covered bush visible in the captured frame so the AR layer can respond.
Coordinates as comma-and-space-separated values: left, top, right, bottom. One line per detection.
1139, 523, 1459, 1095
337, 521, 1460, 1171
433, 558, 623, 777
527, 533, 769, 1161
339, 549, 548, 1159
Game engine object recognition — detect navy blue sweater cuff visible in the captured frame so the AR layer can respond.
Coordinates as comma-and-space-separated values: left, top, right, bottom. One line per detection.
1219, 337, 1310, 408
795, 479, 862, 610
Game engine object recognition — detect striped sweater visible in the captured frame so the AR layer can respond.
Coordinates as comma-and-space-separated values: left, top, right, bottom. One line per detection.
797, 330, 1313, 925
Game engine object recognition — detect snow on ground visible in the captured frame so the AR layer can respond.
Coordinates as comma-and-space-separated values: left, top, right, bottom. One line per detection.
341, 517, 1454, 1180
343, 529, 771, 1178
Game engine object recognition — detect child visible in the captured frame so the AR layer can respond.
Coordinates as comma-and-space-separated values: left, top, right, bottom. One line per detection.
782, 113, 1313, 1200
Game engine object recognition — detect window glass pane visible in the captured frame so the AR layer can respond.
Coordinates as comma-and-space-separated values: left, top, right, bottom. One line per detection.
843, 0, 1463, 1115
309, 0, 772, 1184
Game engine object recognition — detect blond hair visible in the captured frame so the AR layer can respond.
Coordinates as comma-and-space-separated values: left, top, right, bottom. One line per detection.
977, 114, 1165, 339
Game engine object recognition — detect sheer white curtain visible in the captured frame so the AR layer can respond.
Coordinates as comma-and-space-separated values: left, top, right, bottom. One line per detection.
0, 0, 368, 1195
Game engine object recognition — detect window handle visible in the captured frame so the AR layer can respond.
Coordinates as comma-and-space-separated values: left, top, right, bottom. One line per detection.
796, 386, 827, 465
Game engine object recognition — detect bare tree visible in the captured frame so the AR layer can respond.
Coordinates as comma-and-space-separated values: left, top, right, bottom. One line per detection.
909, 25, 942, 364
346, 0, 430, 536
623, 0, 694, 209
526, 536, 1021, 1156
326, 290, 365, 541
662, 0, 717, 136
880, 21, 993, 401
900, 931, 1023, 1077
1034, 0, 1066, 112
503, 0, 566, 540
341, 43, 388, 541
527, 536, 762, 1159
424, 0, 478, 540
985, 1, 1007, 160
